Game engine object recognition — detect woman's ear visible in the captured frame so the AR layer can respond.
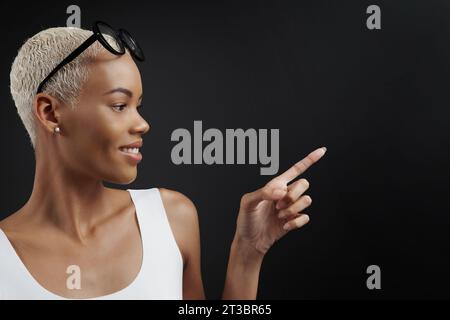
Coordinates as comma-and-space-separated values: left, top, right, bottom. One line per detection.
33, 93, 61, 133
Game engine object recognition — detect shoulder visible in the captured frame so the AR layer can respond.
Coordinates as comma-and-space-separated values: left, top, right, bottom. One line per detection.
157, 188, 200, 267
158, 188, 198, 218
0, 209, 24, 233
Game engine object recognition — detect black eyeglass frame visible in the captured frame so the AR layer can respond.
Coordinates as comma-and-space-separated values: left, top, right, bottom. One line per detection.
36, 21, 145, 94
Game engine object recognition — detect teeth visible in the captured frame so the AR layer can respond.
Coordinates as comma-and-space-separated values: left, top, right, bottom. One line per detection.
120, 148, 139, 154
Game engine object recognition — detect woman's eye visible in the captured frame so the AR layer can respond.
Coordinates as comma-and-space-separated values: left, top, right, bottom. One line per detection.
112, 104, 127, 112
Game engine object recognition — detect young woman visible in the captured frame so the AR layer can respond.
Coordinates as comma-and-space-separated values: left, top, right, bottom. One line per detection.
0, 21, 326, 300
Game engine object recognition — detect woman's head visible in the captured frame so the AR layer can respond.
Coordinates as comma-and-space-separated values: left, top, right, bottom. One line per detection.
10, 26, 150, 184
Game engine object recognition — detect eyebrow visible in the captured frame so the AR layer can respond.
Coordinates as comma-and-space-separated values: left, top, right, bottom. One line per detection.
103, 87, 143, 101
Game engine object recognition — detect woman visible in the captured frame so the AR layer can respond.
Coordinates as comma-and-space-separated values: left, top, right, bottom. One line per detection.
0, 22, 326, 300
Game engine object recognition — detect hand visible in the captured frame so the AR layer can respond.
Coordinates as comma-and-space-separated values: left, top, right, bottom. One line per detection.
234, 147, 327, 256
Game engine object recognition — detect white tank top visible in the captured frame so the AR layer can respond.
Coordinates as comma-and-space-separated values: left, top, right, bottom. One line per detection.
0, 188, 184, 300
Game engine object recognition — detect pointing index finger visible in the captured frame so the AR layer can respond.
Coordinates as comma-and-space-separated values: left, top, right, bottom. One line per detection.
277, 147, 327, 184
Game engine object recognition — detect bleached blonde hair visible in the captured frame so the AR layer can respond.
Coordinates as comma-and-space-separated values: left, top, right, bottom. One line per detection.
9, 27, 117, 150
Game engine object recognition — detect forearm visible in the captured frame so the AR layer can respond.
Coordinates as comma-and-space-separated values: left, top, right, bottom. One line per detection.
221, 236, 265, 300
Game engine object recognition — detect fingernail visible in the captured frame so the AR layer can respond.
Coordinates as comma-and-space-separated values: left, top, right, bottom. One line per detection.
322, 147, 327, 153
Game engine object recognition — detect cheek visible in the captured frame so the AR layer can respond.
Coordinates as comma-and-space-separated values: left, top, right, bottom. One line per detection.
90, 120, 124, 156
68, 108, 123, 156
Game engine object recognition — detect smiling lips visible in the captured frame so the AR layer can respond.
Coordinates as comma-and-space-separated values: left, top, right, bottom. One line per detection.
120, 147, 140, 154
119, 140, 143, 164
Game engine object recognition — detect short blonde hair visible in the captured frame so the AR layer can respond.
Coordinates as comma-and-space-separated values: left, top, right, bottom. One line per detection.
10, 27, 111, 149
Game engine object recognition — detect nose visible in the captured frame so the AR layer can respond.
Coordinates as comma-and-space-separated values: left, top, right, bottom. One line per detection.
132, 114, 150, 136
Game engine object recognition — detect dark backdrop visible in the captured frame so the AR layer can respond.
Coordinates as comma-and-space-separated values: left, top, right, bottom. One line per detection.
1, 0, 449, 299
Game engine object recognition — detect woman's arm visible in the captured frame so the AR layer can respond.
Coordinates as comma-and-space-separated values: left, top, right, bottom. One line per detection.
161, 186, 291, 300
159, 188, 206, 299
222, 147, 327, 299
160, 188, 265, 300
222, 235, 264, 299
160, 147, 325, 300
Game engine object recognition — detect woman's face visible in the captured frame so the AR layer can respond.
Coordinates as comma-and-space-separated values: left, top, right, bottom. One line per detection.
55, 51, 150, 184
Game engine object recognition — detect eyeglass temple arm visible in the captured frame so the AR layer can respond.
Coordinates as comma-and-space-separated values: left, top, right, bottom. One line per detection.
36, 34, 98, 94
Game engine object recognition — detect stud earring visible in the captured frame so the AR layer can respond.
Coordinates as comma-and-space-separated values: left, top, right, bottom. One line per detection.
54, 127, 61, 134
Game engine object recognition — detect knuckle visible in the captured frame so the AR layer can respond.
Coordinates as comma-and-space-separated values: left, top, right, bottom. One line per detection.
293, 161, 306, 173
241, 192, 251, 204
300, 178, 309, 188
287, 207, 297, 215
240, 193, 250, 205
263, 187, 274, 199
262, 185, 272, 195
286, 193, 296, 202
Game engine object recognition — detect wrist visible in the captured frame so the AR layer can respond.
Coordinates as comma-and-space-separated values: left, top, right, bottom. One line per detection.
231, 234, 265, 265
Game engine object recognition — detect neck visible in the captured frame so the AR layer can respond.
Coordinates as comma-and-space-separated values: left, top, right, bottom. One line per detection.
24, 153, 116, 242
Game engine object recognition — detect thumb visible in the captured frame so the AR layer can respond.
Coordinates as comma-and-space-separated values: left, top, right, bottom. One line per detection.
241, 186, 287, 210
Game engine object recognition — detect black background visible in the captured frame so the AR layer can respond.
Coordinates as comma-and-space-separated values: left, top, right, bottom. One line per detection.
1, 0, 450, 299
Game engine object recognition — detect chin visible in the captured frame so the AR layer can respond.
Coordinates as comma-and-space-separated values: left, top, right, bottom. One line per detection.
105, 169, 138, 185
121, 173, 138, 185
